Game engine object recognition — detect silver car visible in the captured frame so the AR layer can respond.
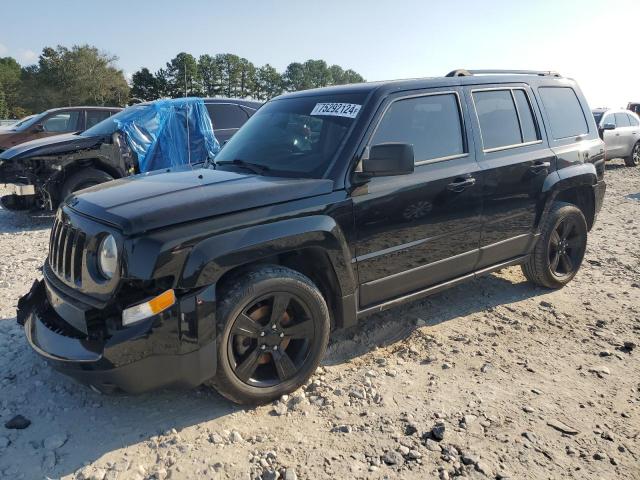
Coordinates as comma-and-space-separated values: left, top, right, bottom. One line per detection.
592, 108, 640, 166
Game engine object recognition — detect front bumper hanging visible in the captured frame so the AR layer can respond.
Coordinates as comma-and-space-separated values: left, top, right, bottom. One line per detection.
17, 279, 218, 394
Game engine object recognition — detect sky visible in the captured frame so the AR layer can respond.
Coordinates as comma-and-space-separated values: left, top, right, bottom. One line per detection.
2, 0, 639, 108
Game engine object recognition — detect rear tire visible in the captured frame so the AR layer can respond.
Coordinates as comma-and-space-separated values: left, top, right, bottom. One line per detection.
210, 265, 330, 405
624, 142, 640, 167
59, 168, 114, 203
521, 202, 587, 289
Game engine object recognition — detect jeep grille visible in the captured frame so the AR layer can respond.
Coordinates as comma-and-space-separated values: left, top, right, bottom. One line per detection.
49, 218, 86, 285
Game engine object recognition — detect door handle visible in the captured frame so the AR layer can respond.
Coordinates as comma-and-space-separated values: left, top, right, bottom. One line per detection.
530, 161, 551, 173
447, 177, 476, 192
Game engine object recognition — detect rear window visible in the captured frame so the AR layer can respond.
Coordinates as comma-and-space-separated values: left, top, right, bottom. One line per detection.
206, 104, 249, 130
473, 89, 540, 150
615, 113, 630, 127
538, 87, 588, 139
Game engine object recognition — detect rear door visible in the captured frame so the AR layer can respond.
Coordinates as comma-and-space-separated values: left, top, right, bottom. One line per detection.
353, 88, 483, 307
465, 85, 553, 268
205, 103, 250, 143
615, 112, 635, 157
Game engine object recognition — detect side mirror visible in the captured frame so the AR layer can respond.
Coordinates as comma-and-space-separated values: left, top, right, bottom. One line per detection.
362, 143, 414, 177
601, 123, 615, 131
32, 124, 45, 133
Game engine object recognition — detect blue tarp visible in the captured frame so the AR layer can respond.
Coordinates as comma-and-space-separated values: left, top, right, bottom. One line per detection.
114, 97, 220, 173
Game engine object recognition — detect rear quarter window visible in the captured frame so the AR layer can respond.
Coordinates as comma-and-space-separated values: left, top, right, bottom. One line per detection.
538, 87, 589, 139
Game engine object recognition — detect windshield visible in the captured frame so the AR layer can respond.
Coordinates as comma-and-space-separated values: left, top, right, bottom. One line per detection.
214, 93, 367, 178
592, 112, 603, 125
80, 104, 150, 137
13, 112, 48, 132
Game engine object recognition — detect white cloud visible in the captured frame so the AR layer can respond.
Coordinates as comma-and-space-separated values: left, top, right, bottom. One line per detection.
0, 43, 8, 56
18, 49, 38, 64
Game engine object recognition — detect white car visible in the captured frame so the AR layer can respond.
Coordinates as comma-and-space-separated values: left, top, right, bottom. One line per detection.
592, 108, 640, 167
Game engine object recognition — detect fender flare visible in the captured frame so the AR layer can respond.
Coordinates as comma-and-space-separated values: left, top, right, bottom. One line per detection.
179, 215, 356, 297
537, 163, 598, 228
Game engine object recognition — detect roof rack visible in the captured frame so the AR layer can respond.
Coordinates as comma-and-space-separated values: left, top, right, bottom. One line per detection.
445, 69, 561, 78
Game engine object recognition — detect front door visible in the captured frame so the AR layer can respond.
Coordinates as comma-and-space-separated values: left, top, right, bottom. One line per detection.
353, 89, 483, 308
465, 86, 553, 268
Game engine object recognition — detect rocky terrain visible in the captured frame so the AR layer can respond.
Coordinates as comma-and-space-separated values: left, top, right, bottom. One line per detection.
0, 159, 638, 480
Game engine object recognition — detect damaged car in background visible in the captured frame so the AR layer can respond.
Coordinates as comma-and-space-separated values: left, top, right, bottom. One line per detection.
0, 98, 260, 211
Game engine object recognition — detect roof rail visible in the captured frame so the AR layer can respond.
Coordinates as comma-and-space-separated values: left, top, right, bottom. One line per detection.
445, 69, 561, 78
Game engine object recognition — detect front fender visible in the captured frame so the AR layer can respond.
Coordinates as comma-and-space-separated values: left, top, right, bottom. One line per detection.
180, 215, 356, 296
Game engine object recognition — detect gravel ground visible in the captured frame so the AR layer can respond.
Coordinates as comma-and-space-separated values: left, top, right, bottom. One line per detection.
0, 159, 638, 480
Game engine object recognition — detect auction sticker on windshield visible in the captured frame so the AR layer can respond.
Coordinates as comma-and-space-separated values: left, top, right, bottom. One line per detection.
310, 103, 361, 118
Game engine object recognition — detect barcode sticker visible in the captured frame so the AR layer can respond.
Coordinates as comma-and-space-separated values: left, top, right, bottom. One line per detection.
310, 103, 361, 118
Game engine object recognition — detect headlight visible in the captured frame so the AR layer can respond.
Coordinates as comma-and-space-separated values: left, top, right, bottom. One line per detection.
98, 234, 118, 279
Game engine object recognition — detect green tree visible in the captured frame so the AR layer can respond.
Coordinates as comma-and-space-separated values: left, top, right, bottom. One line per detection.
254, 64, 283, 100
302, 59, 331, 88
131, 67, 159, 101
165, 52, 201, 97
0, 57, 22, 115
283, 62, 307, 91
0, 87, 8, 118
198, 54, 223, 97
19, 45, 129, 112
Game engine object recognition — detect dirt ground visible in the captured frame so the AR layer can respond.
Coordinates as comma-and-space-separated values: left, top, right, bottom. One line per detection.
0, 159, 638, 480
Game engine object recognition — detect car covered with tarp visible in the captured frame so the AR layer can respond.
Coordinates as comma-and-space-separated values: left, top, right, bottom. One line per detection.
0, 97, 261, 211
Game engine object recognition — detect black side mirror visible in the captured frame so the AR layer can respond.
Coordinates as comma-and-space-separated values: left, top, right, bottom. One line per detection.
601, 123, 615, 131
362, 143, 414, 177
32, 124, 45, 133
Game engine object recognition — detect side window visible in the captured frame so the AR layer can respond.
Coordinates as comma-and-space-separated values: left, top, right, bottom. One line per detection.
371, 93, 465, 163
513, 89, 539, 143
538, 87, 589, 139
42, 111, 81, 132
472, 90, 522, 149
86, 110, 111, 129
603, 114, 616, 127
628, 114, 640, 127
206, 104, 249, 130
615, 113, 630, 128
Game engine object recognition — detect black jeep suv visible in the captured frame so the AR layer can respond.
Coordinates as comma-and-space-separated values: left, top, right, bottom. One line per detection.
18, 69, 606, 404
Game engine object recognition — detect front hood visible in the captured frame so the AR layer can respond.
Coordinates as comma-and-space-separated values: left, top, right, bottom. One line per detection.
0, 133, 102, 160
66, 167, 334, 235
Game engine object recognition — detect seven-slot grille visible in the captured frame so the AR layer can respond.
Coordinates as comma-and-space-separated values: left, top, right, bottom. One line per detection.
49, 218, 86, 285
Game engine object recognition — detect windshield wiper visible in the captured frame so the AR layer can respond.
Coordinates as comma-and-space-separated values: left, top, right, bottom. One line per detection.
215, 159, 270, 175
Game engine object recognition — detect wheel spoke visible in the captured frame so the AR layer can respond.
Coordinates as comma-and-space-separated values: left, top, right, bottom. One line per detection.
282, 319, 314, 339
271, 349, 297, 381
270, 294, 290, 325
232, 314, 261, 338
550, 251, 560, 272
235, 348, 262, 381
560, 220, 574, 240
559, 253, 574, 273
550, 230, 560, 248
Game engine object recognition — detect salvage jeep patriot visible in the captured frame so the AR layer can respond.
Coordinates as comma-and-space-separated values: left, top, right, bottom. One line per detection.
18, 69, 606, 404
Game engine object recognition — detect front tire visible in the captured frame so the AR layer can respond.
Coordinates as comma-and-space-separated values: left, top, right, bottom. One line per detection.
210, 265, 330, 405
624, 141, 640, 167
59, 168, 114, 203
522, 202, 588, 289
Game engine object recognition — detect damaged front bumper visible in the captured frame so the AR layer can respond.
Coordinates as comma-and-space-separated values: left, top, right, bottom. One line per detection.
17, 279, 218, 394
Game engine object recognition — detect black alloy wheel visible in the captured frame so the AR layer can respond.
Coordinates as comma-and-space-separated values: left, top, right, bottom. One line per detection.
211, 265, 330, 404
521, 202, 588, 289
548, 216, 585, 279
227, 292, 315, 387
